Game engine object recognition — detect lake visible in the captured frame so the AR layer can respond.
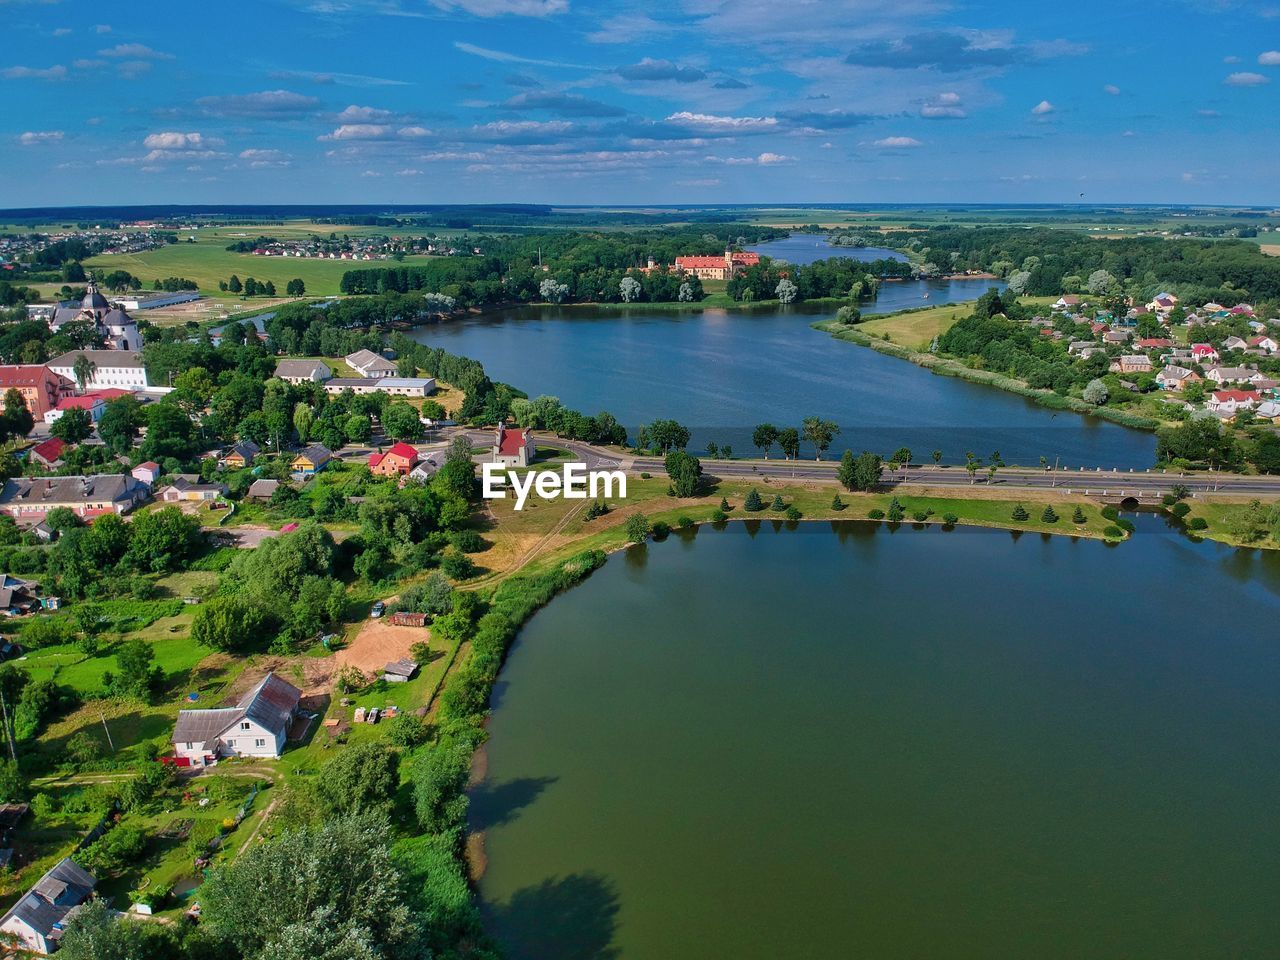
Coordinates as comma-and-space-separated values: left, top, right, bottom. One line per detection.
411, 299, 1156, 467
744, 233, 909, 266
472, 517, 1280, 960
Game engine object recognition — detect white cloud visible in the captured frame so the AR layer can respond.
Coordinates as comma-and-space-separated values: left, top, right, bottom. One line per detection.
396, 168, 423, 176
239, 148, 292, 168
337, 104, 395, 122
2, 64, 67, 80
1031, 99, 1055, 114
756, 151, 791, 164
397, 126, 431, 137
94, 24, 111, 33
920, 91, 966, 118
52, 27, 71, 37
143, 131, 206, 149
197, 89, 321, 118
1225, 71, 1269, 85
98, 43, 173, 60
360, 169, 382, 177
666, 111, 778, 129
708, 151, 794, 164
1260, 50, 1280, 65
18, 130, 64, 145
872, 136, 923, 148
1103, 84, 1121, 95
428, 0, 567, 15
321, 123, 393, 140
453, 41, 596, 69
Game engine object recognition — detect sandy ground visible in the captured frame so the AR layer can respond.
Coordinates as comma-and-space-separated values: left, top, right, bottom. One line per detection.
334, 619, 429, 678
1260, 245, 1280, 258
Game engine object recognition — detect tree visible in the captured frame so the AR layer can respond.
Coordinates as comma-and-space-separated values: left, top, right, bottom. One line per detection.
1041, 505, 1059, 523
310, 743, 401, 818
286, 278, 306, 296
835, 304, 861, 324
127, 507, 203, 572
752, 423, 779, 459
71, 355, 97, 392
140, 403, 195, 462
1083, 378, 1109, 405
192, 594, 273, 653
845, 451, 882, 491
381, 400, 423, 442
200, 815, 419, 960
932, 449, 942, 466
50, 407, 92, 444
1012, 503, 1029, 521
778, 427, 800, 460
619, 276, 641, 302
263, 280, 277, 297
344, 413, 372, 444
770, 493, 785, 511
227, 274, 242, 294
54, 897, 182, 960
106, 639, 160, 701
1072, 506, 1086, 523
0, 388, 34, 441
1007, 270, 1032, 295
624, 512, 651, 543
664, 451, 702, 497
539, 278, 569, 303
775, 278, 798, 304
744, 488, 764, 512
97, 395, 142, 454
802, 416, 839, 460
293, 402, 314, 444
1086, 269, 1117, 296
647, 419, 690, 454
837, 449, 857, 490
678, 281, 696, 302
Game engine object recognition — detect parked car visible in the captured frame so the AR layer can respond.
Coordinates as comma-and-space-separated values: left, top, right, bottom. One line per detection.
370, 601, 385, 619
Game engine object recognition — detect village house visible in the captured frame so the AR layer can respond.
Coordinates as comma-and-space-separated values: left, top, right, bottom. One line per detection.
493, 424, 536, 468
1053, 295, 1082, 311
47, 350, 150, 391
0, 574, 41, 616
1135, 338, 1174, 350
44, 394, 105, 425
1223, 335, 1248, 352
1207, 390, 1260, 416
131, 461, 161, 487
0, 366, 74, 419
1156, 365, 1201, 391
245, 478, 280, 500
273, 359, 331, 385
171, 672, 302, 766
1256, 400, 1280, 421
1248, 335, 1278, 354
0, 857, 97, 955
0, 475, 149, 524
291, 444, 333, 478
27, 437, 67, 469
409, 451, 445, 483
1190, 343, 1220, 364
220, 440, 260, 470
1102, 330, 1131, 345
158, 475, 226, 503
1111, 355, 1153, 375
1144, 292, 1178, 315
672, 249, 761, 281
345, 349, 399, 379
369, 441, 418, 477
383, 657, 420, 682
1204, 365, 1264, 385
322, 376, 436, 398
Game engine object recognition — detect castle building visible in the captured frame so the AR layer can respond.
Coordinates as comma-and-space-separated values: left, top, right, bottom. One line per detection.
673, 248, 761, 281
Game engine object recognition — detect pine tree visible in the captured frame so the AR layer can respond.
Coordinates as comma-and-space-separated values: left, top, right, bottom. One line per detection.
719, 496, 730, 512
770, 494, 785, 511
1072, 506, 1086, 523
886, 497, 905, 522
1041, 505, 1059, 523
1012, 503, 1029, 521
744, 488, 763, 512
831, 494, 845, 511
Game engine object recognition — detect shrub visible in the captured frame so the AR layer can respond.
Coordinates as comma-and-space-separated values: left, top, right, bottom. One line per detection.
639, 472, 651, 479
1171, 502, 1191, 518
440, 552, 478, 581
1161, 493, 1177, 506
1117, 518, 1135, 534
1011, 504, 1029, 522
676, 515, 694, 529
710, 509, 727, 522
886, 498, 904, 522
942, 512, 958, 525
651, 520, 671, 539
448, 530, 485, 553
912, 510, 929, 522
624, 513, 651, 543
867, 509, 885, 520
1188, 516, 1208, 530
785, 506, 802, 521
584, 500, 609, 521
1101, 505, 1119, 521
1103, 525, 1124, 538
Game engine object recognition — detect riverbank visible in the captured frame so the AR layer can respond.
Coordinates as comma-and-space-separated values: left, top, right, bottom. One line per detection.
814, 318, 1163, 433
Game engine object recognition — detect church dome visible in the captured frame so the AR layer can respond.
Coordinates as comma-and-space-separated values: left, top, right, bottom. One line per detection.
82, 281, 109, 311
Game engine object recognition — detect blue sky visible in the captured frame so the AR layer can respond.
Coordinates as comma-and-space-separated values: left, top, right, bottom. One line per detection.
1, 0, 1278, 205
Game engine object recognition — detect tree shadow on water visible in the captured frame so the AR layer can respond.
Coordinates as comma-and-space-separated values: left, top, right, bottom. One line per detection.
491, 872, 621, 960
469, 776, 558, 831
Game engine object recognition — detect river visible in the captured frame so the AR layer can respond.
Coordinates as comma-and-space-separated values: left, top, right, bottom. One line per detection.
471, 516, 1280, 960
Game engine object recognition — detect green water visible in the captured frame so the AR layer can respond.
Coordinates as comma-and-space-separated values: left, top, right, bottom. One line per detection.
472, 519, 1280, 959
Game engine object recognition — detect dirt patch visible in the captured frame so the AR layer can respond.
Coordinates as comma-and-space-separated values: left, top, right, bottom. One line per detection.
222, 657, 337, 701
334, 620, 429, 679
1260, 245, 1280, 258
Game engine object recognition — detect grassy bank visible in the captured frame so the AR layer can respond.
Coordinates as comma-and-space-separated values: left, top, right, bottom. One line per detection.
815, 319, 1161, 432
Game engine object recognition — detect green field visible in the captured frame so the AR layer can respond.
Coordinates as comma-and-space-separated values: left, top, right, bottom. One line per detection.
857, 295, 1056, 349
83, 232, 444, 297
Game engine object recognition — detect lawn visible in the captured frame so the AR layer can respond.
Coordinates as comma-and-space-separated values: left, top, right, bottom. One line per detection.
857, 295, 1057, 349
84, 238, 443, 297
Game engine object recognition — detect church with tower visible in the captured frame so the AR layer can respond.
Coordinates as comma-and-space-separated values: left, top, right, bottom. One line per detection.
49, 281, 143, 352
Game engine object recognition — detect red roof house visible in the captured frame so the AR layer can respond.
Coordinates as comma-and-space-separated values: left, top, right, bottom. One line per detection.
493, 425, 535, 467
28, 437, 66, 469
369, 442, 419, 477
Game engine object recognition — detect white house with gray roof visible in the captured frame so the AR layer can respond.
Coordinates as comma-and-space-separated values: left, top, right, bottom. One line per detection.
0, 857, 96, 954
171, 673, 302, 767
274, 359, 331, 385
345, 349, 399, 379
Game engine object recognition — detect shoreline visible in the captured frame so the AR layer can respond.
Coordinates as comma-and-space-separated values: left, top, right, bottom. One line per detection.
812, 318, 1163, 434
